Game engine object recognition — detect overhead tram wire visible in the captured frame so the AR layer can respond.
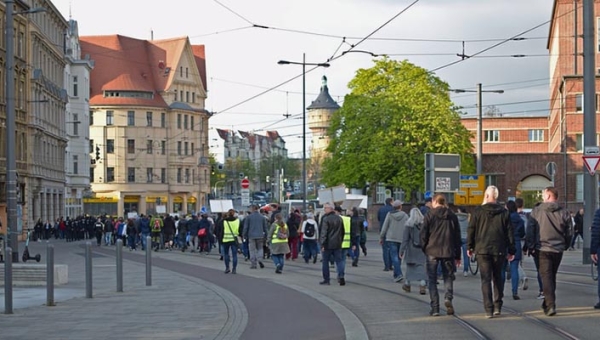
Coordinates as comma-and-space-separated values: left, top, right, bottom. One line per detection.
212, 0, 254, 25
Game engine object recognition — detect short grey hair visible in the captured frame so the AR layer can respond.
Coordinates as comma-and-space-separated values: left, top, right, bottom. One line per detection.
484, 186, 499, 200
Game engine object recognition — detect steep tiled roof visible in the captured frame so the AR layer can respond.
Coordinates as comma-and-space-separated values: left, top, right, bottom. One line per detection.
80, 35, 208, 107
191, 45, 207, 92
216, 129, 230, 140
307, 76, 340, 110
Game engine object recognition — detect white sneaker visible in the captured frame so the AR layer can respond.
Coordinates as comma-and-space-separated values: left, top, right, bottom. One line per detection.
463, 271, 468, 277
536, 292, 544, 299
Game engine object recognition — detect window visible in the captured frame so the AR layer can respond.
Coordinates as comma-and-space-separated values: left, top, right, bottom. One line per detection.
184, 115, 188, 129
191, 143, 195, 155
73, 155, 78, 175
161, 112, 166, 127
90, 111, 94, 125
190, 116, 194, 131
529, 129, 544, 142
146, 112, 153, 127
107, 167, 115, 182
72, 113, 79, 135
89, 140, 94, 153
177, 114, 182, 129
147, 140, 153, 154
147, 168, 153, 183
180, 66, 183, 77
127, 139, 135, 154
576, 174, 584, 201
184, 142, 188, 155
174, 90, 177, 101
185, 168, 190, 183
576, 94, 583, 112
192, 92, 195, 103
177, 141, 182, 155
90, 167, 94, 182
161, 140, 166, 155
186, 91, 189, 102
484, 130, 499, 142
127, 111, 135, 126
186, 67, 189, 78
73, 76, 78, 97
128, 168, 135, 182
485, 175, 498, 188
161, 168, 166, 183
180, 91, 183, 102
177, 168, 182, 183
576, 134, 583, 152
106, 139, 115, 153
106, 111, 114, 125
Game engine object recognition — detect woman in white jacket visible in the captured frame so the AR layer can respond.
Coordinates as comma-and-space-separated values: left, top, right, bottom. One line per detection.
399, 207, 427, 295
301, 212, 319, 264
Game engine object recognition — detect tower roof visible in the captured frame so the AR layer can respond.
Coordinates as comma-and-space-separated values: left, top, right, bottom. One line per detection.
307, 76, 340, 110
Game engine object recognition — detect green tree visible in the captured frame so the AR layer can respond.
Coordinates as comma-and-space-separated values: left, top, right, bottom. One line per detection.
322, 58, 474, 196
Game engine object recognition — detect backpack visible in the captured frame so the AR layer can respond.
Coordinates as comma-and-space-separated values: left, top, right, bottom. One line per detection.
153, 219, 161, 231
411, 224, 422, 248
304, 222, 316, 238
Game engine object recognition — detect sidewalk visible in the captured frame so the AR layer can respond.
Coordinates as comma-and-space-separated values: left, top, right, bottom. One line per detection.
0, 239, 245, 340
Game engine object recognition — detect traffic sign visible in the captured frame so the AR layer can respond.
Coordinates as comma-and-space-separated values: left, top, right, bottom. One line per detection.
583, 155, 600, 176
241, 178, 250, 189
241, 188, 250, 206
455, 174, 485, 205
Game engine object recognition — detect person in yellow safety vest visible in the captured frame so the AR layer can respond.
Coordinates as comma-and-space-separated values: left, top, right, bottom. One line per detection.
336, 206, 352, 276
269, 213, 291, 274
220, 209, 242, 274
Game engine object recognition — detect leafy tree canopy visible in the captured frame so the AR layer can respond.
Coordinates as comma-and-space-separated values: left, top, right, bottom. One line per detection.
322, 58, 474, 192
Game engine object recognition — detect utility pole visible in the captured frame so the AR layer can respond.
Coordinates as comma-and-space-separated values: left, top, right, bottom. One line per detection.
582, 0, 596, 265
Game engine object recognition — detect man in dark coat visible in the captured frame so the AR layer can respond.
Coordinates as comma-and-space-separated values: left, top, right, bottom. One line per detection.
319, 203, 345, 286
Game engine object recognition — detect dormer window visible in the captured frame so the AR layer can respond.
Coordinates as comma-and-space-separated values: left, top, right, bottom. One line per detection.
103, 90, 153, 99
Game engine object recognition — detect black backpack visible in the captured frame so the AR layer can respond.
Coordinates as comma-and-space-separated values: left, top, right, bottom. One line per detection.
304, 221, 316, 237
411, 224, 422, 248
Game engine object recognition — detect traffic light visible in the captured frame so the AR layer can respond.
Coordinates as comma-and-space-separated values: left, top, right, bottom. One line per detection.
211, 165, 215, 175
95, 145, 100, 161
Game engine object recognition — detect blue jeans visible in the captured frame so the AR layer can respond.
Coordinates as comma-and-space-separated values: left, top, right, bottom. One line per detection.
322, 249, 344, 282
127, 235, 136, 250
105, 232, 112, 246
141, 233, 150, 249
222, 242, 238, 270
350, 236, 361, 260
302, 239, 318, 262
387, 241, 403, 279
382, 240, 392, 270
510, 259, 520, 295
461, 238, 470, 272
272, 254, 285, 270
242, 239, 249, 258
426, 256, 454, 309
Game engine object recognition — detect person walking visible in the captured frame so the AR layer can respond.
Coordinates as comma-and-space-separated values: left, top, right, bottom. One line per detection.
527, 187, 572, 316
378, 198, 394, 272
570, 208, 584, 250
379, 200, 409, 282
400, 207, 427, 295
94, 218, 104, 246
467, 186, 515, 318
319, 203, 345, 286
349, 207, 365, 267
591, 207, 600, 309
243, 205, 268, 269
420, 194, 462, 316
268, 213, 290, 274
220, 209, 241, 274
456, 207, 470, 277
506, 200, 525, 300
301, 212, 319, 264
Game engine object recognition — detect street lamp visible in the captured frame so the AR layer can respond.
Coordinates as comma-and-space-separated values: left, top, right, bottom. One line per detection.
450, 83, 504, 175
277, 54, 330, 212
5, 1, 46, 264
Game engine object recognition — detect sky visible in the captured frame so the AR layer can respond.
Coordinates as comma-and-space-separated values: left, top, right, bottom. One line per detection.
52, 0, 553, 159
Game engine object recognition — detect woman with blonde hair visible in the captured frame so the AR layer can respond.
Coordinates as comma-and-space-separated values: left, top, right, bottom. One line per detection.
268, 213, 291, 274
400, 207, 428, 295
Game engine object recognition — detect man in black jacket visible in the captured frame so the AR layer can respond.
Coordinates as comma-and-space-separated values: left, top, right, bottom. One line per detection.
421, 194, 462, 317
526, 186, 572, 316
467, 185, 515, 319
319, 203, 345, 286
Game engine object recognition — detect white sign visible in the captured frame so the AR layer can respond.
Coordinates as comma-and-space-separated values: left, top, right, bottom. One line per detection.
156, 205, 166, 214
318, 185, 346, 204
583, 156, 600, 176
436, 177, 451, 191
584, 146, 600, 155
241, 188, 250, 206
209, 200, 234, 213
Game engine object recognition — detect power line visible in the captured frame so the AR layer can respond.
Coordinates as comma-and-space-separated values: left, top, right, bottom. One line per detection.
212, 0, 254, 25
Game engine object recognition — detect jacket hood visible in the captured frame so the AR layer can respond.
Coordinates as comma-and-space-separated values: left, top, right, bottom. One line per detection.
481, 203, 506, 216
389, 210, 409, 222
305, 218, 317, 224
456, 212, 469, 223
538, 202, 562, 212
431, 206, 453, 219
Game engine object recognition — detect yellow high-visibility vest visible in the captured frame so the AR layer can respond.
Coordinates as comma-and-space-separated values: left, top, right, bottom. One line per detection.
272, 224, 288, 244
341, 215, 351, 249
223, 219, 240, 243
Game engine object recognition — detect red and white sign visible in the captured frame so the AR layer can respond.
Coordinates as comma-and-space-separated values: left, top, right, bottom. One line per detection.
583, 155, 600, 176
241, 178, 250, 189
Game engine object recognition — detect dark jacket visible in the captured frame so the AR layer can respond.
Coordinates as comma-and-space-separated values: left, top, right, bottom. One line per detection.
139, 217, 151, 234
287, 212, 301, 238
421, 206, 461, 259
591, 208, 600, 255
510, 212, 525, 260
319, 211, 344, 250
199, 217, 211, 236
187, 217, 200, 235
377, 204, 394, 224
527, 202, 572, 253
350, 215, 365, 238
243, 211, 268, 240
163, 215, 176, 235
467, 203, 515, 256
574, 211, 584, 234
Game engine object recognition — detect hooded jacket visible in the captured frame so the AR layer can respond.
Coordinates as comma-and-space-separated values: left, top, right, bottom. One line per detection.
320, 211, 344, 250
467, 203, 515, 256
243, 211, 268, 240
591, 208, 600, 255
420, 206, 461, 259
380, 210, 409, 243
456, 212, 469, 240
526, 202, 572, 253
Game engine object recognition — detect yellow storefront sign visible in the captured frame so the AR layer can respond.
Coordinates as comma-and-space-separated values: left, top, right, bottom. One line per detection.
173, 196, 183, 203
83, 197, 119, 203
124, 195, 139, 203
188, 197, 197, 203
145, 196, 168, 203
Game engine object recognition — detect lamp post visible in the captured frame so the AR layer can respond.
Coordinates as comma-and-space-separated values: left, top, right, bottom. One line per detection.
450, 84, 504, 175
278, 54, 330, 212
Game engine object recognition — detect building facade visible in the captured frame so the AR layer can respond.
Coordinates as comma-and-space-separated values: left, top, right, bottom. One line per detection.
63, 19, 93, 218
81, 35, 210, 217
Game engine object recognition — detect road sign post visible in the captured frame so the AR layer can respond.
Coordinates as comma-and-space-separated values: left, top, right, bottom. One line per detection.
583, 155, 600, 176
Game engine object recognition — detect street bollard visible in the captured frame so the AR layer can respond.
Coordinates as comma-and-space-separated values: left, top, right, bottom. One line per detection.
146, 236, 152, 286
46, 243, 55, 306
116, 239, 123, 292
4, 247, 13, 314
85, 242, 92, 298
